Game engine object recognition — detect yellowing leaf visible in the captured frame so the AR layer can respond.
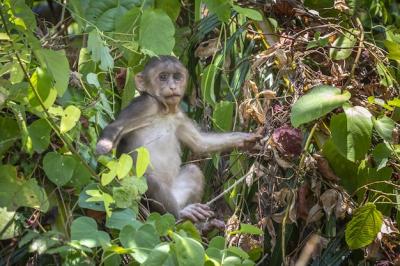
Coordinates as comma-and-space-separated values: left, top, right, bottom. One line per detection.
60, 105, 81, 133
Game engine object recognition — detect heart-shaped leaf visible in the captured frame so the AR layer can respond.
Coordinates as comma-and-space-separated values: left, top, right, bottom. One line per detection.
135, 147, 150, 177
28, 119, 51, 153
329, 30, 357, 60
330, 106, 372, 162
373, 116, 395, 142
71, 217, 111, 248
291, 85, 351, 127
60, 105, 81, 133
117, 154, 133, 179
173, 233, 205, 266
43, 152, 77, 186
139, 9, 175, 55
345, 203, 383, 249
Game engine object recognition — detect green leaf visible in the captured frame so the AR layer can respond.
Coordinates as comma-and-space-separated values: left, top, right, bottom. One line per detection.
372, 143, 392, 170
139, 9, 175, 55
201, 64, 218, 106
106, 208, 140, 230
71, 217, 111, 248
345, 203, 383, 249
227, 246, 249, 259
115, 7, 141, 33
373, 116, 395, 142
135, 147, 150, 177
376, 62, 394, 87
0, 117, 19, 156
60, 105, 81, 133
28, 68, 57, 112
329, 31, 357, 60
233, 5, 263, 21
78, 184, 105, 211
174, 234, 205, 266
117, 154, 133, 179
155, 0, 181, 21
121, 224, 161, 263
209, 236, 225, 250
231, 223, 263, 235
43, 152, 77, 186
142, 243, 171, 266
36, 49, 70, 97
0, 207, 21, 240
330, 106, 373, 162
290, 85, 351, 127
28, 119, 51, 153
384, 40, 400, 61
203, 0, 232, 22
84, 0, 140, 31
213, 101, 234, 132
113, 183, 137, 209
86, 73, 100, 88
87, 30, 114, 71
102, 161, 117, 186
0, 165, 49, 212
147, 213, 175, 236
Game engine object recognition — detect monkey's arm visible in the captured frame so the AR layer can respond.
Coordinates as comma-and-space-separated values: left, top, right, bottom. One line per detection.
177, 116, 258, 154
96, 94, 159, 154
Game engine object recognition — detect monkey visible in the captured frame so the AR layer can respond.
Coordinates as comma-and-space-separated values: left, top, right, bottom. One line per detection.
96, 56, 259, 222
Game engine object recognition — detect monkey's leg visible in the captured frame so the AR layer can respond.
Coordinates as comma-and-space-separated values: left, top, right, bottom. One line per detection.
172, 164, 214, 222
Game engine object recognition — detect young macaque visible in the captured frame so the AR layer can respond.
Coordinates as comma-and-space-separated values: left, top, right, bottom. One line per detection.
96, 56, 259, 222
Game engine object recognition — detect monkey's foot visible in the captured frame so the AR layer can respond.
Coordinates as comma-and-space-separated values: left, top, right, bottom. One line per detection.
96, 139, 113, 155
201, 218, 225, 234
179, 203, 214, 223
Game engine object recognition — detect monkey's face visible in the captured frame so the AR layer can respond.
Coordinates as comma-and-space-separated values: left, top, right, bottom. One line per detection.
136, 61, 187, 107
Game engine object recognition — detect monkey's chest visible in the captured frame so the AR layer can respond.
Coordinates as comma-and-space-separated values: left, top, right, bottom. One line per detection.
132, 116, 182, 178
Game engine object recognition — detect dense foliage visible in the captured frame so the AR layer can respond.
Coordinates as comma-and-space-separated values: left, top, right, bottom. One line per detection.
0, 0, 399, 265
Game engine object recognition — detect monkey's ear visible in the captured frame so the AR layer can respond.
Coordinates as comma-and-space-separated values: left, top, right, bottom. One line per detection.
135, 72, 145, 92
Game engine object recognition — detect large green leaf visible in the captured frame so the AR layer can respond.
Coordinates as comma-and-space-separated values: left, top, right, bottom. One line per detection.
345, 203, 383, 249
155, 0, 181, 21
43, 152, 77, 187
174, 234, 205, 266
120, 224, 160, 263
329, 31, 357, 60
373, 116, 395, 142
71, 217, 111, 248
85, 0, 140, 31
87, 30, 114, 71
142, 243, 171, 266
78, 183, 106, 211
203, 0, 232, 22
290, 85, 351, 127
232, 5, 263, 21
213, 101, 234, 132
0, 165, 49, 212
384, 40, 400, 61
36, 49, 70, 97
139, 9, 175, 55
28, 68, 57, 112
105, 208, 140, 230
322, 139, 392, 195
330, 106, 372, 162
27, 119, 51, 153
0, 117, 19, 156
115, 7, 141, 34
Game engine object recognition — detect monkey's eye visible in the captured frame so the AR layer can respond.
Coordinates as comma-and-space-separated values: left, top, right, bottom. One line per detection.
159, 73, 168, 81
173, 73, 182, 81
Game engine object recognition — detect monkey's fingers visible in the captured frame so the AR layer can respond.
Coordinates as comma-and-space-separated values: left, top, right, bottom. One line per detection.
193, 204, 214, 218
179, 208, 199, 223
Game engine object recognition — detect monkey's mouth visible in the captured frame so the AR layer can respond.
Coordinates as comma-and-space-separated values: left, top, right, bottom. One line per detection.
165, 94, 181, 98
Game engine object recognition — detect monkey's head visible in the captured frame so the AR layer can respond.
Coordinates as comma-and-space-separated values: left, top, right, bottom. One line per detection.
135, 56, 188, 110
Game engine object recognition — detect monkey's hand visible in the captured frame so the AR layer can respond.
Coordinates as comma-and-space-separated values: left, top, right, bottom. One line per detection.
96, 139, 113, 155
179, 203, 214, 223
240, 133, 262, 151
